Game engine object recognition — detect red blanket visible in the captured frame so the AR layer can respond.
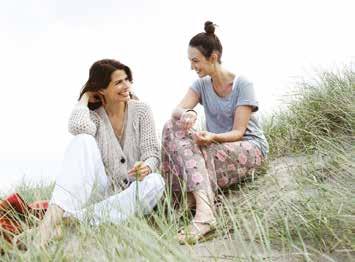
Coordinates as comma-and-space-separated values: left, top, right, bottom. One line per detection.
0, 193, 48, 253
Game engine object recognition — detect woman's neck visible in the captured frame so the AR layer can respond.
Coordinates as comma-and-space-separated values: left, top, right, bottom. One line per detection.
210, 66, 235, 96
104, 101, 126, 118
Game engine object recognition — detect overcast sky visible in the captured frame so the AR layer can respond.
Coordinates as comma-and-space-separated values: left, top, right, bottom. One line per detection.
0, 0, 354, 192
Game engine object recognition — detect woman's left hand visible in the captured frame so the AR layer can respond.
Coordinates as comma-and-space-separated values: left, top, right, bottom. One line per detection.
192, 131, 215, 146
128, 161, 151, 181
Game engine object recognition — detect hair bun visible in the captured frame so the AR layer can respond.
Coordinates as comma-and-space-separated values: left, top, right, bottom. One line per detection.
204, 21, 215, 34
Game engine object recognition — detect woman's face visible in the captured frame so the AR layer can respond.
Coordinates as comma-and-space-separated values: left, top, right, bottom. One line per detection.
188, 46, 214, 77
101, 69, 131, 103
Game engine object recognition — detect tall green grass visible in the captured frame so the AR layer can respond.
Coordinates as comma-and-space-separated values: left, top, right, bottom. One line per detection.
263, 68, 354, 158
1, 67, 354, 261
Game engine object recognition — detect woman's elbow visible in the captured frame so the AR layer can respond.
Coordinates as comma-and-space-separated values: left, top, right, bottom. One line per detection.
68, 125, 96, 136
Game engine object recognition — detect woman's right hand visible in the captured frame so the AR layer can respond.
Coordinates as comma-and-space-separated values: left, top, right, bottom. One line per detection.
82, 91, 106, 105
180, 110, 197, 130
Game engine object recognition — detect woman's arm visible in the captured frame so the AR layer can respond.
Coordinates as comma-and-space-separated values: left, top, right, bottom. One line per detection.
68, 93, 99, 136
195, 77, 257, 145
171, 88, 200, 130
172, 88, 200, 119
194, 105, 252, 145
213, 105, 252, 142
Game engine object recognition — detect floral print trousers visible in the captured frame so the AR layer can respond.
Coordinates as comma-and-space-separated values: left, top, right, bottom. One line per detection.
161, 119, 264, 192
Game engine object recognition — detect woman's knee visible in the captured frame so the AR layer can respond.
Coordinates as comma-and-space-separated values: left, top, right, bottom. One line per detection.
69, 134, 98, 150
162, 118, 187, 134
148, 172, 165, 187
139, 173, 165, 212
73, 133, 96, 144
143, 173, 165, 196
162, 119, 174, 135
65, 134, 102, 168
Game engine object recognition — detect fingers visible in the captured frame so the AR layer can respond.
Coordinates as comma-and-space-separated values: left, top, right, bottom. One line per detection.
193, 136, 205, 146
183, 120, 195, 130
85, 91, 106, 105
131, 167, 150, 181
86, 92, 97, 103
193, 131, 211, 146
97, 92, 107, 106
128, 162, 151, 181
181, 112, 197, 131
136, 166, 151, 180
184, 122, 193, 130
94, 93, 105, 106
127, 169, 135, 177
128, 163, 142, 176
128, 161, 141, 176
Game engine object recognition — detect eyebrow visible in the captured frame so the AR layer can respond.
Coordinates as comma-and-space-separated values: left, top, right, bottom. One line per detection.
114, 78, 125, 84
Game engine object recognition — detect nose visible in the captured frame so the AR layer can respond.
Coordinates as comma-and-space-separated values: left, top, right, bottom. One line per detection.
123, 79, 131, 88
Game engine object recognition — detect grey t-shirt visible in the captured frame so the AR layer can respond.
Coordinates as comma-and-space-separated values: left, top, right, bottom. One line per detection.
191, 76, 269, 156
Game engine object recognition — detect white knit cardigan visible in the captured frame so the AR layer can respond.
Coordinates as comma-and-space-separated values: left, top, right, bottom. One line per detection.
68, 99, 160, 193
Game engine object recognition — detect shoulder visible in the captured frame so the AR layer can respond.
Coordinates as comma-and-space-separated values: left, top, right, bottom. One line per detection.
235, 75, 253, 88
128, 100, 153, 116
192, 76, 211, 88
129, 99, 151, 110
233, 76, 254, 96
92, 107, 105, 120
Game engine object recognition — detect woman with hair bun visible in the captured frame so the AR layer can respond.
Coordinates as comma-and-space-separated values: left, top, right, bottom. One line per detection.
162, 21, 269, 244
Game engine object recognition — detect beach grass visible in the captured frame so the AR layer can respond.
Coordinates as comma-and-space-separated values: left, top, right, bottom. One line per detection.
1, 67, 354, 261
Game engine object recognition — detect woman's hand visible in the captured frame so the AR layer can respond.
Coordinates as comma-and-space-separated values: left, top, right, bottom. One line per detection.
180, 110, 197, 130
192, 131, 215, 146
82, 91, 106, 106
128, 161, 151, 181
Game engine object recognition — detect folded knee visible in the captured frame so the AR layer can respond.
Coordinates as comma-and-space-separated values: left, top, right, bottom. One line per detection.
71, 134, 97, 148
139, 173, 165, 213
73, 133, 95, 142
162, 119, 174, 133
146, 172, 165, 192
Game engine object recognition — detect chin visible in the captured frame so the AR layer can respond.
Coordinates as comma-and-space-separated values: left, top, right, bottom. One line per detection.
116, 97, 130, 103
123, 96, 131, 102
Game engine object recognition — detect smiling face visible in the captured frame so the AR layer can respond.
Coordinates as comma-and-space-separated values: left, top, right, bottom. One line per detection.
100, 69, 131, 103
188, 46, 215, 78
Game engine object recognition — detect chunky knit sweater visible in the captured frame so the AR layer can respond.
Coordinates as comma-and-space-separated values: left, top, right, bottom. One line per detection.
68, 100, 160, 193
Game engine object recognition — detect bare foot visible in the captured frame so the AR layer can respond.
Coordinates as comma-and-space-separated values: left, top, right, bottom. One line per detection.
36, 204, 64, 247
11, 224, 62, 250
37, 222, 63, 247
178, 219, 216, 244
186, 192, 196, 209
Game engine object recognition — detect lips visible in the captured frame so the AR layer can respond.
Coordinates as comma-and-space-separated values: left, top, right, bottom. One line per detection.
119, 91, 130, 97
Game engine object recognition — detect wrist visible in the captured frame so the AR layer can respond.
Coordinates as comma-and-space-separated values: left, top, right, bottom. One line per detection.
185, 109, 197, 115
172, 107, 186, 120
79, 94, 89, 105
211, 133, 218, 142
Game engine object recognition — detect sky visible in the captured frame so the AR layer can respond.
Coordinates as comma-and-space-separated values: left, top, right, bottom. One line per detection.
0, 0, 354, 193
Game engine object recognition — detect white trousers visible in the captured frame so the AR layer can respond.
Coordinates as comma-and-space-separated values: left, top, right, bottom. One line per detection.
50, 134, 165, 225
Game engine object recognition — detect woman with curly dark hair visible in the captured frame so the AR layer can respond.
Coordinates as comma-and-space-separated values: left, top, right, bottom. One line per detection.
36, 59, 164, 245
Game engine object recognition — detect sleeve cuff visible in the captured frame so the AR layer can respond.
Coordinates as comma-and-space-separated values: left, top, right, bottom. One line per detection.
144, 157, 159, 173
236, 100, 259, 112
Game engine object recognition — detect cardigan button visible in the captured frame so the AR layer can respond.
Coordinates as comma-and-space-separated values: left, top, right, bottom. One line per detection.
120, 157, 125, 164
